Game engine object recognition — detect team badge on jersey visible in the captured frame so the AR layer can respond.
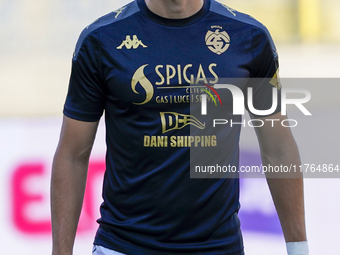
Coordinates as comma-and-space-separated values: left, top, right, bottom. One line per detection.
205, 28, 230, 55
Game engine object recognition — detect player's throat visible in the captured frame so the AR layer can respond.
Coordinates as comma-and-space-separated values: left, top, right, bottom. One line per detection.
144, 0, 204, 19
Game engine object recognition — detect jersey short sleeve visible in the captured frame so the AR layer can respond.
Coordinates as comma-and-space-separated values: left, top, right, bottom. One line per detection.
245, 26, 281, 118
63, 30, 106, 122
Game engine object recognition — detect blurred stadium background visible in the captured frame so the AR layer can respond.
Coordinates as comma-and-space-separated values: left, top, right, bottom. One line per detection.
0, 0, 339, 254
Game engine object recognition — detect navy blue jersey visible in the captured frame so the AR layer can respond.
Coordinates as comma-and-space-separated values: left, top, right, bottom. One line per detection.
64, 0, 280, 254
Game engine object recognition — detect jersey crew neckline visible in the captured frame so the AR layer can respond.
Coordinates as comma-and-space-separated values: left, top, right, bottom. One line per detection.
137, 0, 211, 27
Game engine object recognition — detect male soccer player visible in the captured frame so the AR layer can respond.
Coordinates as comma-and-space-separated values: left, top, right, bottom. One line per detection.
51, 0, 308, 254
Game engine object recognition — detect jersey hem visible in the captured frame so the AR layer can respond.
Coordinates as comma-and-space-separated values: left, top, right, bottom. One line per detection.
94, 223, 244, 255
94, 239, 244, 255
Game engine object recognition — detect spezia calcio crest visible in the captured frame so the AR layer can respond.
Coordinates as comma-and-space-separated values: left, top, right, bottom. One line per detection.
205, 27, 230, 55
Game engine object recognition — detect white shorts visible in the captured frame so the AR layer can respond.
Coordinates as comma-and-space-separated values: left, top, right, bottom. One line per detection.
92, 245, 126, 255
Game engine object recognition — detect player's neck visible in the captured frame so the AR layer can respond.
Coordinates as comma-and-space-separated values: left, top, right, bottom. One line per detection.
144, 0, 204, 19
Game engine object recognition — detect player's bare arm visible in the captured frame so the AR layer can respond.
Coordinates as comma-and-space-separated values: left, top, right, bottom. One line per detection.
145, 0, 203, 18
255, 112, 307, 243
51, 116, 99, 255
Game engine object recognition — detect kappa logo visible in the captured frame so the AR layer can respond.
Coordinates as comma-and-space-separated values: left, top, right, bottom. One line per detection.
160, 112, 205, 134
113, 6, 126, 19
221, 4, 237, 17
117, 35, 148, 50
270, 69, 282, 89
205, 28, 230, 55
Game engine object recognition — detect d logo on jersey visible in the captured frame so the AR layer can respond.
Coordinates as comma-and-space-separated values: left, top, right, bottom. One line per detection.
205, 29, 230, 55
160, 112, 205, 134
